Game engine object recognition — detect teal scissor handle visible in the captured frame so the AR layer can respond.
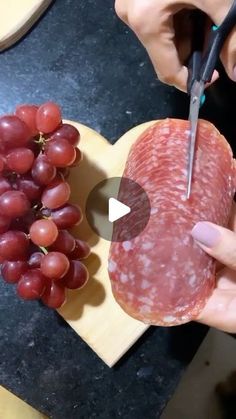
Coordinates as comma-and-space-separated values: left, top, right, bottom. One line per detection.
200, 1, 236, 83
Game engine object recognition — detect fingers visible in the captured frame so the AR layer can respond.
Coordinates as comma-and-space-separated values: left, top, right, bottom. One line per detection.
197, 288, 236, 333
144, 36, 189, 92
198, 0, 236, 83
191, 221, 236, 271
114, 0, 128, 23
115, 0, 191, 91
220, 29, 236, 83
131, 4, 189, 91
115, 0, 236, 91
217, 267, 236, 290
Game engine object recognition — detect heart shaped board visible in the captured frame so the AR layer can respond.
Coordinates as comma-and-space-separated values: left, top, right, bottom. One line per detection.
58, 120, 157, 367
0, 385, 48, 418
0, 0, 52, 51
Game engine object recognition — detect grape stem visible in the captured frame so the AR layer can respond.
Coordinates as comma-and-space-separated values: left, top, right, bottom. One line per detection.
34, 133, 46, 148
39, 246, 48, 255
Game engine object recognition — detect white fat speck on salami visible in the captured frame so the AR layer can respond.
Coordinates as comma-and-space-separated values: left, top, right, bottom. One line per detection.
109, 119, 236, 326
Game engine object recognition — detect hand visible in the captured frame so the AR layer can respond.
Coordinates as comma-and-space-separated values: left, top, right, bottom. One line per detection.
115, 0, 236, 91
191, 203, 236, 333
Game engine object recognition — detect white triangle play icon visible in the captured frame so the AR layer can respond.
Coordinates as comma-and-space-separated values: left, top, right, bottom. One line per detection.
108, 198, 131, 223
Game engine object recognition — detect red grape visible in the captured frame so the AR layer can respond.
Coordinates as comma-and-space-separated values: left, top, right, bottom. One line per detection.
0, 104, 90, 311
30, 219, 58, 247
0, 214, 11, 234
1, 260, 28, 284
31, 154, 56, 185
60, 260, 89, 289
15, 104, 39, 137
0, 231, 29, 260
50, 204, 82, 228
41, 179, 70, 209
49, 230, 75, 254
69, 239, 91, 260
41, 281, 66, 308
0, 115, 31, 148
41, 251, 69, 279
45, 138, 76, 167
69, 148, 82, 167
0, 178, 12, 195
0, 190, 30, 218
6, 147, 34, 174
36, 102, 61, 133
16, 175, 42, 202
50, 123, 80, 146
28, 252, 44, 268
17, 269, 46, 300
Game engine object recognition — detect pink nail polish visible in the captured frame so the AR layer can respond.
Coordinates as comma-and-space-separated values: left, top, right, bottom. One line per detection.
191, 222, 221, 248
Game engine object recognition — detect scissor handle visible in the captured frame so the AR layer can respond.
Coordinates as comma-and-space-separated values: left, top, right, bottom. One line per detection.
187, 10, 206, 94
200, 0, 236, 83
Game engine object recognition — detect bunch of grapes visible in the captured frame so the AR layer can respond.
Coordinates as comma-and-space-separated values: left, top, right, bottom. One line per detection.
0, 102, 90, 308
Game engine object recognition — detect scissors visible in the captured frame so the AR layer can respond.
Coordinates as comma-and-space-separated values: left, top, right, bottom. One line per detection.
186, 0, 236, 199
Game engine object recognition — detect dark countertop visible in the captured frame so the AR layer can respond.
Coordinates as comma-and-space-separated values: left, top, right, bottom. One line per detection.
0, 1, 236, 418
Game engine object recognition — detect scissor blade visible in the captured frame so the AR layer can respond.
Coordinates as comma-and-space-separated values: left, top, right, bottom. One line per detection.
186, 80, 204, 199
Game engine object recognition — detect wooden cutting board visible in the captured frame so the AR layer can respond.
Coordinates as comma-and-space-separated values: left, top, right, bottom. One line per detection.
58, 120, 156, 367
0, 386, 47, 419
0, 0, 52, 51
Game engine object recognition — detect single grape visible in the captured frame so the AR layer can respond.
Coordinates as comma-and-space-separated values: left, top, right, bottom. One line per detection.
0, 115, 31, 148
6, 147, 34, 174
0, 231, 29, 260
36, 102, 62, 133
15, 104, 39, 137
0, 214, 11, 234
59, 260, 89, 289
49, 230, 75, 254
41, 281, 66, 308
17, 269, 46, 300
41, 251, 69, 279
31, 154, 56, 185
69, 148, 82, 167
45, 138, 76, 167
28, 252, 44, 268
16, 175, 42, 202
29, 219, 58, 247
0, 178, 12, 195
50, 123, 80, 146
1, 260, 28, 284
50, 204, 82, 229
69, 239, 91, 260
0, 190, 30, 218
41, 179, 70, 209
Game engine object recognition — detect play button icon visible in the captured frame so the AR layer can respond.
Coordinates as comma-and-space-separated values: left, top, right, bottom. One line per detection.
85, 177, 151, 242
108, 198, 131, 222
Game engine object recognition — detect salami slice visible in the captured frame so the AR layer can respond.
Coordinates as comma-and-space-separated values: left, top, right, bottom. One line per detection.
108, 119, 236, 326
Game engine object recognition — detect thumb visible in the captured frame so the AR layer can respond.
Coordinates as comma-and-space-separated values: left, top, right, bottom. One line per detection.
191, 221, 236, 270
220, 28, 236, 82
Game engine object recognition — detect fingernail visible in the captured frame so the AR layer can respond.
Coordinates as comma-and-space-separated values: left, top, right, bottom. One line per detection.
191, 222, 221, 248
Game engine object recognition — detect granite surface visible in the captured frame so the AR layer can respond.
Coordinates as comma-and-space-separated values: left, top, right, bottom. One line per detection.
0, 0, 236, 418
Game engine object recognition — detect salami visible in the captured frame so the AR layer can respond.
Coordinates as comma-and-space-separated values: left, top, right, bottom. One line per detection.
108, 119, 236, 326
